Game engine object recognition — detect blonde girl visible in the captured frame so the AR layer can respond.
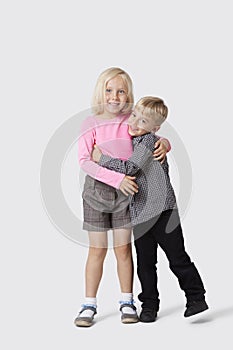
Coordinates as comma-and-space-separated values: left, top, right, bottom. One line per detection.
75, 67, 170, 327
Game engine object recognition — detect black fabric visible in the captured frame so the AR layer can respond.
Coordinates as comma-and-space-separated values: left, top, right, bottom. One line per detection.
134, 210, 206, 309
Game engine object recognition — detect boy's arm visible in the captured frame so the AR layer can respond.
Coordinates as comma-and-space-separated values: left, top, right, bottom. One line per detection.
97, 134, 155, 176
99, 146, 152, 176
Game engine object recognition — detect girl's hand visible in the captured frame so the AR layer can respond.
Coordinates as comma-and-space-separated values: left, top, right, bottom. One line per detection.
153, 139, 170, 164
119, 176, 139, 196
91, 145, 102, 163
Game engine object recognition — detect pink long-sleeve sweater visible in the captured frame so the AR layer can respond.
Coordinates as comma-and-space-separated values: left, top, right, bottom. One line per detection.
78, 113, 133, 189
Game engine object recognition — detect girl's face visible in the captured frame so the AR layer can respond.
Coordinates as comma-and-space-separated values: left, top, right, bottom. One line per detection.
103, 76, 128, 117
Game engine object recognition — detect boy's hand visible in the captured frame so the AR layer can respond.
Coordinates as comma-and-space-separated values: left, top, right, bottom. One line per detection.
153, 139, 169, 164
91, 145, 102, 163
119, 176, 138, 196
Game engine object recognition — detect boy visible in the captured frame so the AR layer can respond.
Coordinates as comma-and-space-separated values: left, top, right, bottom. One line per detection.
92, 96, 208, 322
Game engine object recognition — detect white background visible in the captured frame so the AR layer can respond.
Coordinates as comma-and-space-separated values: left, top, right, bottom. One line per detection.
1, 0, 233, 349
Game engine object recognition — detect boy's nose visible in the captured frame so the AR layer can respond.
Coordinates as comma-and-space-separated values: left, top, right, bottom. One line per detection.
129, 118, 137, 127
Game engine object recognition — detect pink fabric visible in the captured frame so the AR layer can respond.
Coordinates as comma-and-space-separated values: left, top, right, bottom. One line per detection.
78, 114, 133, 189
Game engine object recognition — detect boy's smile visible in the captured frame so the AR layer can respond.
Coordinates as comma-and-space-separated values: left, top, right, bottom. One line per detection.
127, 109, 158, 137
128, 124, 148, 137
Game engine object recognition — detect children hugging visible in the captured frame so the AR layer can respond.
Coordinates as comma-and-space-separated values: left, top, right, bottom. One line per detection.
74, 67, 208, 327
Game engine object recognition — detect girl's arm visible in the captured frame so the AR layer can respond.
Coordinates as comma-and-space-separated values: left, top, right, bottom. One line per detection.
153, 137, 171, 163
159, 138, 171, 151
78, 122, 126, 189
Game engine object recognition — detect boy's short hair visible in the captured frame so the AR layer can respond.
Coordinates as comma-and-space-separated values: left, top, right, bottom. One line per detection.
92, 67, 134, 115
135, 96, 168, 126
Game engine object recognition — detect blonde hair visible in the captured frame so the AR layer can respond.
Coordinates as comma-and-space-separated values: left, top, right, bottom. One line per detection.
135, 96, 168, 126
91, 67, 134, 115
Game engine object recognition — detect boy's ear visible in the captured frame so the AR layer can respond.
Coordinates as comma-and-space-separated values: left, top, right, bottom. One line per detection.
153, 126, 160, 133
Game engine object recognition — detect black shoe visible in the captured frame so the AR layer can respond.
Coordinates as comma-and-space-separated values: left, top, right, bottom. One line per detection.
139, 308, 157, 323
184, 300, 209, 317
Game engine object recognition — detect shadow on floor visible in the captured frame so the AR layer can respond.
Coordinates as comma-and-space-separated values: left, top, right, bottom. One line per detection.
95, 311, 119, 322
155, 303, 233, 324
189, 305, 233, 324
158, 304, 183, 318
92, 304, 233, 325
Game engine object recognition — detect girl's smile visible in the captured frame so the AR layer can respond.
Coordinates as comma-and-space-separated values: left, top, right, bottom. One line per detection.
103, 76, 128, 117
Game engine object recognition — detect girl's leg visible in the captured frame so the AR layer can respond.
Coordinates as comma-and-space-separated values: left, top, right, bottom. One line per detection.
113, 228, 133, 293
74, 231, 108, 327
85, 231, 108, 297
113, 228, 138, 323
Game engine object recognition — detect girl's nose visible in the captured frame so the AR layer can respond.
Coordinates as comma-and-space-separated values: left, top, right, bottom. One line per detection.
112, 91, 118, 99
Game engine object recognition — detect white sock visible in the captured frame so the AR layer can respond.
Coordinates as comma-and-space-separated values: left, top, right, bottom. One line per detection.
80, 297, 97, 318
120, 293, 136, 315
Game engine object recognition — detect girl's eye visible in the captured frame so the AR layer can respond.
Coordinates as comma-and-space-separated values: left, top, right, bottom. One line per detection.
119, 90, 126, 94
106, 89, 111, 93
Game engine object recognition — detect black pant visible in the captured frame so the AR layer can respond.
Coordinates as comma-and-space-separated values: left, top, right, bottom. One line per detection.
133, 210, 206, 310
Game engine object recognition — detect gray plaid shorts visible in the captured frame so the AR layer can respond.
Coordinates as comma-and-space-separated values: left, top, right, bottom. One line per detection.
82, 175, 131, 231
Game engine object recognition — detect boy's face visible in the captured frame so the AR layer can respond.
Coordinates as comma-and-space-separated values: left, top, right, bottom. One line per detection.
127, 108, 158, 137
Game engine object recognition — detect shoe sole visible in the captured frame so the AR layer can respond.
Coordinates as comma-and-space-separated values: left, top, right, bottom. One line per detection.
139, 318, 157, 323
74, 319, 93, 327
184, 305, 209, 318
121, 317, 139, 324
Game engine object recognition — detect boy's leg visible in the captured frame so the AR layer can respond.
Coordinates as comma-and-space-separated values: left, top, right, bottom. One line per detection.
134, 226, 160, 313
155, 210, 207, 311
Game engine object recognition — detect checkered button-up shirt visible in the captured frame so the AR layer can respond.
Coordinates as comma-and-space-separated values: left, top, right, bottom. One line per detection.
99, 133, 177, 226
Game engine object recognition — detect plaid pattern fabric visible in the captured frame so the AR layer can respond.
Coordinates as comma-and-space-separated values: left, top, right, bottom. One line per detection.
99, 133, 177, 226
82, 175, 131, 231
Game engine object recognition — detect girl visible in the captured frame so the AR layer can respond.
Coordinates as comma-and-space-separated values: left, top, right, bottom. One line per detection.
74, 67, 170, 327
